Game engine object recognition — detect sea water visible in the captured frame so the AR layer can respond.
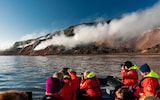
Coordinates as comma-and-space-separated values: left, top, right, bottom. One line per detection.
0, 55, 159, 100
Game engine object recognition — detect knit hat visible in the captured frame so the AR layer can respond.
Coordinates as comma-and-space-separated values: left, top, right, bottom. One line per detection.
139, 63, 151, 73
124, 61, 133, 68
46, 77, 62, 93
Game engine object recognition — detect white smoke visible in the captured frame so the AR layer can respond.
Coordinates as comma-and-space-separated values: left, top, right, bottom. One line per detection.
0, 41, 14, 51
34, 1, 160, 50
34, 23, 109, 50
108, 2, 160, 40
34, 31, 76, 50
0, 31, 48, 51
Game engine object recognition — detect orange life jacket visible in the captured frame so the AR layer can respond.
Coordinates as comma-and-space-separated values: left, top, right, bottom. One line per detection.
80, 77, 102, 97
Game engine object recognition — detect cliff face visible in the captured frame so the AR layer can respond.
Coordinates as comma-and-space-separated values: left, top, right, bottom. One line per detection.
136, 28, 160, 50
1, 22, 160, 56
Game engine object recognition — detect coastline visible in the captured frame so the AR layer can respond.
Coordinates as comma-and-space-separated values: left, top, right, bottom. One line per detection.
0, 52, 160, 56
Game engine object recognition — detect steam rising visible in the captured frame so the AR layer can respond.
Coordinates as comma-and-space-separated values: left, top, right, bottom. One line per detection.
1, 2, 160, 51
0, 32, 47, 51
109, 2, 160, 40
34, 24, 109, 50
0, 41, 14, 51
34, 2, 160, 50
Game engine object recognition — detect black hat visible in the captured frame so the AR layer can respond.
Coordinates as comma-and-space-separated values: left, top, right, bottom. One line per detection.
62, 67, 69, 75
124, 61, 133, 68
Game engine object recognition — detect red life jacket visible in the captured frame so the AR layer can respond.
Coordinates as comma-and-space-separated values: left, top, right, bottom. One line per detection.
60, 72, 79, 100
80, 77, 102, 97
139, 77, 159, 97
134, 70, 159, 98
121, 69, 138, 87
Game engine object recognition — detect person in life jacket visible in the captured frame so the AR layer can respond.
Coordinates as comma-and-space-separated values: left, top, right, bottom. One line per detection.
60, 68, 79, 100
134, 63, 160, 100
80, 70, 102, 100
121, 61, 139, 88
42, 72, 63, 100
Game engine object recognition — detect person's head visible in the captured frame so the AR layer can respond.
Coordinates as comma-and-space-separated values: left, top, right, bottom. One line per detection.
46, 77, 62, 94
60, 67, 70, 75
83, 70, 96, 79
139, 63, 151, 76
0, 90, 29, 100
53, 72, 63, 81
83, 70, 90, 79
115, 86, 136, 100
144, 96, 160, 100
124, 61, 133, 69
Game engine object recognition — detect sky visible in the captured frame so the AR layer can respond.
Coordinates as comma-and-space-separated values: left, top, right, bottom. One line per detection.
0, 0, 159, 50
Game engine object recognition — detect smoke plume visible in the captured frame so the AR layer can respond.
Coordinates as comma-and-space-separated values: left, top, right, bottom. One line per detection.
34, 1, 160, 50
0, 41, 14, 51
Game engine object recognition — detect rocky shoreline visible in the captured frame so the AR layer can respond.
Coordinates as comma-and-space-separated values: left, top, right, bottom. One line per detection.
0, 21, 160, 56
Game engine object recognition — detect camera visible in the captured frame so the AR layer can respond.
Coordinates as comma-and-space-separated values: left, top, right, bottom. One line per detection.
62, 67, 70, 75
120, 64, 125, 69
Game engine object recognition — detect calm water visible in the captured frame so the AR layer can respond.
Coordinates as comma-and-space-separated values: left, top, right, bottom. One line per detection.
0, 55, 159, 100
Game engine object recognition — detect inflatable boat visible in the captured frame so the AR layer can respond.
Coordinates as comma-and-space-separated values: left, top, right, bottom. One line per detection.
99, 75, 123, 100
0, 75, 122, 100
